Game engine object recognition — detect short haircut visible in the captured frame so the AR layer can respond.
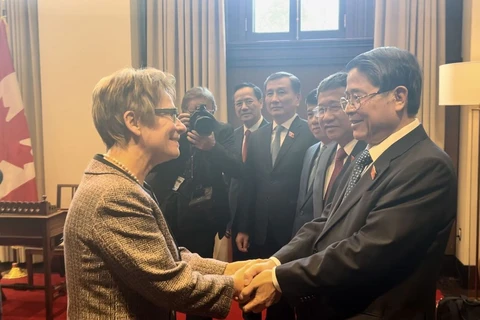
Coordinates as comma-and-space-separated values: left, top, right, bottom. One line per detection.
345, 47, 422, 116
264, 71, 301, 94
305, 89, 318, 106
92, 68, 176, 150
317, 72, 347, 95
181, 87, 217, 112
233, 82, 263, 101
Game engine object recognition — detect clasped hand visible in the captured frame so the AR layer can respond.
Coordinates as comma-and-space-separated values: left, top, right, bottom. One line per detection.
225, 259, 282, 313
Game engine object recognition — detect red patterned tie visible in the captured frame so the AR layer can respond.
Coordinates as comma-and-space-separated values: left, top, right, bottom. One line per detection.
324, 147, 348, 200
242, 129, 251, 162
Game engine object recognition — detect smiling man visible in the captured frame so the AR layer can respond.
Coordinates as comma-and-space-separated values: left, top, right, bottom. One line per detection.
239, 48, 457, 320
312, 72, 366, 219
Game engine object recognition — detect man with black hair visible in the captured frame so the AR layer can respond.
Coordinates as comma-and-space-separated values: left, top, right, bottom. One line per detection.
229, 82, 268, 262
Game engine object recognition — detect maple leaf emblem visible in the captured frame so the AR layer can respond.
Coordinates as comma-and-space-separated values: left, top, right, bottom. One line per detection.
0, 97, 34, 168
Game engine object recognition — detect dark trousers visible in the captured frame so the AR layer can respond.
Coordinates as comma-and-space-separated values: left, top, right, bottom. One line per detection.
176, 226, 217, 320
243, 233, 296, 320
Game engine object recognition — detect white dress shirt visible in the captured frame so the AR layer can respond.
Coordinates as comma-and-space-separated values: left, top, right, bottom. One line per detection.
271, 114, 298, 147
243, 116, 265, 134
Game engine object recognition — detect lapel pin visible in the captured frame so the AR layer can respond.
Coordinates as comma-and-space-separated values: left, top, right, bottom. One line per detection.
370, 165, 377, 180
288, 131, 295, 139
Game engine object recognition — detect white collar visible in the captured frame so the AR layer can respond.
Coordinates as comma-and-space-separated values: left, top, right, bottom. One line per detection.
368, 119, 421, 162
244, 116, 264, 134
272, 114, 297, 131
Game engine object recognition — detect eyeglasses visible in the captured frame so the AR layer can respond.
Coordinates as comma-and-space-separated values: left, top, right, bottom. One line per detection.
312, 105, 344, 118
234, 99, 255, 108
340, 91, 388, 111
154, 108, 178, 123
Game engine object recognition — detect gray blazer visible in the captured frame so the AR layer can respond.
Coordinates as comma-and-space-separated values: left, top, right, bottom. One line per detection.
64, 156, 234, 320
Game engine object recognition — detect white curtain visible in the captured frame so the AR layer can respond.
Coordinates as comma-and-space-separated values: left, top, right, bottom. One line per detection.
133, 0, 229, 122
374, 0, 446, 149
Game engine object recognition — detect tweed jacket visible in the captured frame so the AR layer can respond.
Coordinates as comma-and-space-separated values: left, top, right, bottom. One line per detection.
64, 156, 234, 320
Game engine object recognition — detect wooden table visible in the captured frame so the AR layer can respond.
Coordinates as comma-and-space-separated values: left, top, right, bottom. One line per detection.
0, 210, 67, 320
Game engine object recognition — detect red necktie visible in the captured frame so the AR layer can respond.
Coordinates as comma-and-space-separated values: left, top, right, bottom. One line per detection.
324, 147, 348, 200
242, 129, 251, 162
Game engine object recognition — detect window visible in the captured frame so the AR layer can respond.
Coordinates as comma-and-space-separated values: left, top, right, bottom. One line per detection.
247, 0, 345, 41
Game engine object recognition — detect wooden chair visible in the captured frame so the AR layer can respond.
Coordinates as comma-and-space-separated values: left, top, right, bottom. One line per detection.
24, 184, 78, 291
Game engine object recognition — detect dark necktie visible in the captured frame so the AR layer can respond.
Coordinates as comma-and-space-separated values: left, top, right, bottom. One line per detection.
324, 147, 348, 200
242, 129, 251, 162
342, 149, 372, 201
271, 125, 284, 165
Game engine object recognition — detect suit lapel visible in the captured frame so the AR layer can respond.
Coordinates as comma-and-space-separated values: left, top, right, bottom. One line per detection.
318, 125, 429, 240
263, 123, 275, 171
273, 117, 302, 170
312, 142, 337, 216
298, 143, 321, 210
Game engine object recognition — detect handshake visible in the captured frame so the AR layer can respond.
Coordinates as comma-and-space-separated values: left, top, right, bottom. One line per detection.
224, 259, 282, 314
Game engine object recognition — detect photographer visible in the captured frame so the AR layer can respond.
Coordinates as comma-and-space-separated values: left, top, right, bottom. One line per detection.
147, 89, 241, 318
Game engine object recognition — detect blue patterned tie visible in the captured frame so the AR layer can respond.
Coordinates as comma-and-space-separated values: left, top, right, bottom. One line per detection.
342, 149, 372, 201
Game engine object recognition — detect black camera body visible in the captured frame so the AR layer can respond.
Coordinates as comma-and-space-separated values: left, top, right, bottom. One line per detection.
190, 104, 217, 136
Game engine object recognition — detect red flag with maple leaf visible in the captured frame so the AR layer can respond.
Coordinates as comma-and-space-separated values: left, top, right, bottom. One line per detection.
0, 18, 38, 201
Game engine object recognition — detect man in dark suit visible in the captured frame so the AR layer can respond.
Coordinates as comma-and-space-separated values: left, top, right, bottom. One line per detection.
240, 48, 457, 320
291, 89, 331, 236
146, 87, 242, 320
311, 73, 367, 223
236, 72, 317, 320
229, 82, 268, 262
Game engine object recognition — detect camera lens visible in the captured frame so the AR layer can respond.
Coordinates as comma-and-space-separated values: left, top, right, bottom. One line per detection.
194, 116, 215, 136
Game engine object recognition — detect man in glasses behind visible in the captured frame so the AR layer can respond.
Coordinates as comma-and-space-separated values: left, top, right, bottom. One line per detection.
311, 72, 367, 224
147, 87, 243, 320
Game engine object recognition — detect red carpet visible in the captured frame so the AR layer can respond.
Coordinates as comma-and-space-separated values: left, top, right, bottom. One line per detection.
1, 274, 442, 319
0, 273, 261, 320
1, 274, 67, 320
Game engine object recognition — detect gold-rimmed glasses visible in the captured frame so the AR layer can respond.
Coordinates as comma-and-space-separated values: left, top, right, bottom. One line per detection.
340, 91, 387, 111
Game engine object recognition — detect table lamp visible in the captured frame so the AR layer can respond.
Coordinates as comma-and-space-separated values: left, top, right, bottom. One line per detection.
439, 61, 480, 298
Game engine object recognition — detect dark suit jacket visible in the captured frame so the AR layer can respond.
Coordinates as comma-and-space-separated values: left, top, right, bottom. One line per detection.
147, 122, 241, 239
292, 140, 366, 237
228, 119, 269, 231
274, 125, 457, 320
237, 116, 317, 247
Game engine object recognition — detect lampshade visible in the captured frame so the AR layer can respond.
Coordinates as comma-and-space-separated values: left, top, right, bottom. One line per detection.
439, 61, 480, 106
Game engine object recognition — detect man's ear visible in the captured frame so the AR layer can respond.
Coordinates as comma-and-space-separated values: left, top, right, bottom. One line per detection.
123, 110, 141, 137
393, 86, 408, 112
295, 93, 301, 108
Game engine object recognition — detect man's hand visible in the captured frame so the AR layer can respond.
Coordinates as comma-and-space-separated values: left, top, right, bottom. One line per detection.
239, 270, 281, 313
224, 259, 269, 276
236, 232, 250, 253
243, 259, 277, 286
229, 259, 269, 299
178, 112, 190, 128
187, 130, 216, 151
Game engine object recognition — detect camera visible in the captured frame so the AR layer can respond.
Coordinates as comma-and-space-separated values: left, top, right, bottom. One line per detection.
190, 104, 217, 136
